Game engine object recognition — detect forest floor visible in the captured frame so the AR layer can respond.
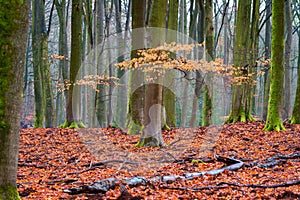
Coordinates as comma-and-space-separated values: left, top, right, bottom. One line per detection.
18, 122, 300, 199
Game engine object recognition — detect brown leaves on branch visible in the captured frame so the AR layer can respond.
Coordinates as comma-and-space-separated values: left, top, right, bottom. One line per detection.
56, 75, 119, 93
115, 43, 268, 86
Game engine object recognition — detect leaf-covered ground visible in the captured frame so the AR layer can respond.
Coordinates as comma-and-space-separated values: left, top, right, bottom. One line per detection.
18, 122, 300, 199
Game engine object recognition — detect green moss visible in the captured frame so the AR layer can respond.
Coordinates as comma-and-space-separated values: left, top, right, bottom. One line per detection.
136, 136, 159, 147
0, 1, 25, 130
0, 184, 20, 200
263, 0, 285, 131
127, 120, 141, 135
162, 124, 170, 131
58, 121, 86, 128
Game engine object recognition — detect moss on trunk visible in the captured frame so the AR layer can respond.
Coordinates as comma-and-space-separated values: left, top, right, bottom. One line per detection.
0, 184, 20, 200
0, 0, 29, 198
226, 0, 253, 123
263, 0, 285, 131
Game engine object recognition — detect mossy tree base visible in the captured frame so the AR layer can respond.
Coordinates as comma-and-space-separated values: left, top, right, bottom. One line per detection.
136, 136, 165, 147
127, 120, 142, 135
0, 184, 20, 200
59, 121, 86, 128
225, 111, 254, 124
162, 124, 170, 131
263, 120, 285, 131
288, 117, 300, 124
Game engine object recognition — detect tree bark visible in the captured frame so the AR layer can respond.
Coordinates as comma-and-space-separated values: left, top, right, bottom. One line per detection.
283, 0, 292, 119
0, 0, 29, 198
226, 0, 253, 123
263, 0, 285, 131
137, 0, 168, 147
262, 0, 271, 120
63, 0, 85, 128
127, 0, 145, 134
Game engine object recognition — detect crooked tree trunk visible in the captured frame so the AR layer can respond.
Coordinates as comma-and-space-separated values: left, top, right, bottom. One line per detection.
263, 0, 285, 131
0, 1, 29, 198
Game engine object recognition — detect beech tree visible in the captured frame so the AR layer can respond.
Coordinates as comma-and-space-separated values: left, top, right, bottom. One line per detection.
136, 0, 168, 147
32, 0, 56, 127
0, 0, 29, 198
126, 0, 146, 134
263, 0, 285, 131
61, 0, 85, 128
226, 0, 256, 123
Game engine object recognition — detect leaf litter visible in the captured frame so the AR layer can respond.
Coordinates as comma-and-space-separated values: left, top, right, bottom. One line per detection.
18, 122, 300, 199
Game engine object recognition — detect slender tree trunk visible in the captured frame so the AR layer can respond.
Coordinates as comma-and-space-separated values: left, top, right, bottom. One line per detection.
283, 0, 292, 119
0, 1, 29, 198
289, 20, 300, 124
164, 0, 178, 128
190, 0, 204, 127
32, 0, 46, 127
63, 0, 84, 128
263, 0, 285, 131
202, 0, 214, 126
262, 0, 271, 120
127, 0, 145, 134
95, 0, 107, 127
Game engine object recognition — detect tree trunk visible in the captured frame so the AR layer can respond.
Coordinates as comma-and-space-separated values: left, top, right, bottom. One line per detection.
55, 0, 69, 126
263, 0, 285, 131
115, 0, 127, 128
163, 0, 178, 128
137, 0, 168, 147
262, 0, 271, 120
63, 0, 85, 128
283, 0, 292, 119
32, 0, 56, 128
226, 0, 253, 123
127, 0, 145, 134
202, 0, 214, 126
0, 1, 29, 198
190, 0, 203, 127
95, 0, 107, 127
289, 22, 300, 124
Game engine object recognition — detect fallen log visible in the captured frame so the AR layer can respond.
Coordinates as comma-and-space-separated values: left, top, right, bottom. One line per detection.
63, 154, 243, 195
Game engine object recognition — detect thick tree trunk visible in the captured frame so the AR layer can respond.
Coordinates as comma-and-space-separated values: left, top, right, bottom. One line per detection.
137, 0, 168, 147
263, 0, 285, 131
226, 0, 253, 123
0, 1, 29, 198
